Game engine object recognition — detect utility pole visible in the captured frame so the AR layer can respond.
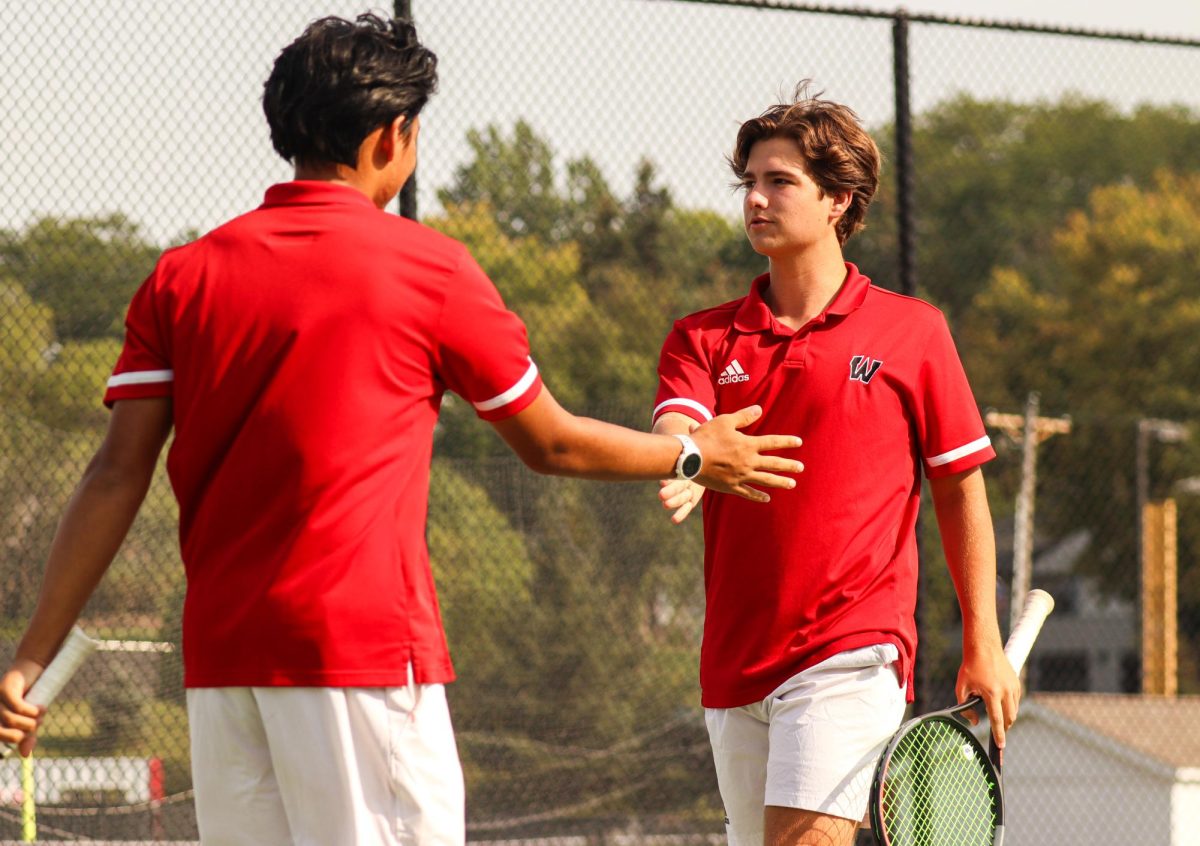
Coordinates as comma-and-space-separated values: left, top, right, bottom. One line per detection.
985, 393, 1071, 638
1135, 418, 1189, 697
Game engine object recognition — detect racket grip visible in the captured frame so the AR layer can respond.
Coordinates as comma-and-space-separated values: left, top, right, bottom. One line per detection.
1, 626, 99, 759
1004, 590, 1055, 674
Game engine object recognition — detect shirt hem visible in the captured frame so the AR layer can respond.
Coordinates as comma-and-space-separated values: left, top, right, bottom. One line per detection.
184, 665, 456, 688
700, 632, 911, 709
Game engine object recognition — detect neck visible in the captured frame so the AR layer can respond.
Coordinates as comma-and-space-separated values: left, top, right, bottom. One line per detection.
293, 162, 387, 208
763, 238, 848, 329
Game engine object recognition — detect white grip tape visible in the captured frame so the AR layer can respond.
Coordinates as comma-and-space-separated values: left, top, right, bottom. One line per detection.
26, 627, 99, 707
2, 626, 98, 758
1004, 590, 1055, 674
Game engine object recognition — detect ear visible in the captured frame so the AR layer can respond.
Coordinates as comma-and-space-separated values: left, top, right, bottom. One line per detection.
828, 189, 853, 223
379, 115, 411, 162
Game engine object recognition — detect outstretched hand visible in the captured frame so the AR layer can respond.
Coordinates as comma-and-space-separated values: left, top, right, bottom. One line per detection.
687, 405, 803, 502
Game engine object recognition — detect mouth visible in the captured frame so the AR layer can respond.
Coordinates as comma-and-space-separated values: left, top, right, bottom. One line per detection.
747, 217, 771, 229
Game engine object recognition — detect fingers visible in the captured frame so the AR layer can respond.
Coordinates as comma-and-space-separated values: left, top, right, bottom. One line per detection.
658, 479, 693, 504
671, 499, 699, 523
756, 455, 805, 476
0, 672, 40, 750
754, 434, 804, 454
728, 484, 771, 503
748, 471, 800, 491
985, 694, 1007, 749
726, 405, 763, 430
659, 479, 704, 523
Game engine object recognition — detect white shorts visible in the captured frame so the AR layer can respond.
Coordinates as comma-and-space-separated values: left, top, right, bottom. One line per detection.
705, 644, 906, 846
187, 677, 464, 846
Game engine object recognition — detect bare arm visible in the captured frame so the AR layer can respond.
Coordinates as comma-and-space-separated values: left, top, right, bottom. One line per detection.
491, 389, 802, 501
929, 466, 1021, 749
0, 398, 171, 755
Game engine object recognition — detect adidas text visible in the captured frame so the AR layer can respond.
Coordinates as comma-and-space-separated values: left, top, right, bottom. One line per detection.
718, 359, 750, 385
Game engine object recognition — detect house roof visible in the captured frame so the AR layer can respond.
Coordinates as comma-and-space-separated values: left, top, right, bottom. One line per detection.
1028, 693, 1200, 769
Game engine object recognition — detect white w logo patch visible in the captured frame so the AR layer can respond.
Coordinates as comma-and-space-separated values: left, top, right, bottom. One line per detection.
849, 355, 883, 384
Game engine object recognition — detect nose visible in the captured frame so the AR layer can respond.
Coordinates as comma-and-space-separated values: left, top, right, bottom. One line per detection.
745, 188, 767, 210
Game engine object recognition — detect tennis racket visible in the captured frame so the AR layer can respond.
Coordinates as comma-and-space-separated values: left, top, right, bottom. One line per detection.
1, 626, 99, 759
868, 589, 1055, 846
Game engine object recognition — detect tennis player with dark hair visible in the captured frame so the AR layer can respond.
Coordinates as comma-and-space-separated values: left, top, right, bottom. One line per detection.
0, 15, 801, 846
651, 85, 1021, 846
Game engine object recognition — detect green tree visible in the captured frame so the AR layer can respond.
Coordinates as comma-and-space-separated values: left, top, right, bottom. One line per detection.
962, 172, 1200, 688
429, 123, 739, 823
0, 214, 159, 340
855, 96, 1200, 316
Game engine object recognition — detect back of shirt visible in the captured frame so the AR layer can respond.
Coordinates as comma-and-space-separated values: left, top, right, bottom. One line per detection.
104, 182, 542, 688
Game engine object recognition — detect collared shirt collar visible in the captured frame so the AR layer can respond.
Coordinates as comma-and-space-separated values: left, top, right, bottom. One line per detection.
732, 262, 871, 335
261, 180, 379, 209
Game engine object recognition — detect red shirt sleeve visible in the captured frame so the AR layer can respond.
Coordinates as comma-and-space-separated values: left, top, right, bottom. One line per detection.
653, 321, 716, 428
104, 267, 174, 407
435, 252, 542, 422
913, 315, 995, 478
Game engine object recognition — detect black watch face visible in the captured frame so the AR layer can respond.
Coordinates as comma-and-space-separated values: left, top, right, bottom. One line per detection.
681, 452, 702, 478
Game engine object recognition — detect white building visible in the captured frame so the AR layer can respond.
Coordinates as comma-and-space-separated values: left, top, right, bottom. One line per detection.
1004, 694, 1200, 846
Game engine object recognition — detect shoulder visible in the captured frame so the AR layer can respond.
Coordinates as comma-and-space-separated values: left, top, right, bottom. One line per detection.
862, 285, 950, 336
671, 296, 745, 335
864, 284, 945, 320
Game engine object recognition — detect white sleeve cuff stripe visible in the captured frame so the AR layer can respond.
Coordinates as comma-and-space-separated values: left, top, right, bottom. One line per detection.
652, 397, 713, 422
473, 360, 539, 412
926, 435, 992, 467
107, 370, 174, 388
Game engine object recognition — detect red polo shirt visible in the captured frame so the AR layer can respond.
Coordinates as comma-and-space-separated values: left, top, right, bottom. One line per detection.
654, 264, 994, 708
104, 181, 542, 688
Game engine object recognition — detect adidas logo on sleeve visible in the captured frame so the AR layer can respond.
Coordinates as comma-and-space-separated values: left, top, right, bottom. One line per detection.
717, 359, 751, 385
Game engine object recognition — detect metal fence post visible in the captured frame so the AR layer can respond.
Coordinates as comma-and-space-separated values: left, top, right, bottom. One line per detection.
395, 0, 418, 220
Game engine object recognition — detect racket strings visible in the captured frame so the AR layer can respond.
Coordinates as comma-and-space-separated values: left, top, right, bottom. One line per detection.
880, 720, 998, 846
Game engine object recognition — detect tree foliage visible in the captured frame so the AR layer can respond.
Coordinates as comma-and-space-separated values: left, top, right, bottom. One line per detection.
855, 96, 1200, 316
4, 92, 1200, 816
962, 172, 1200, 621
0, 214, 159, 340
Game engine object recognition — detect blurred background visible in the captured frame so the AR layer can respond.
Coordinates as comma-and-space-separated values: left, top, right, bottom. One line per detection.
2, 1, 1199, 843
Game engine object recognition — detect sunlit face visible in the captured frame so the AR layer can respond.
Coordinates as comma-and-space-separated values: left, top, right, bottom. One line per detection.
739, 136, 840, 258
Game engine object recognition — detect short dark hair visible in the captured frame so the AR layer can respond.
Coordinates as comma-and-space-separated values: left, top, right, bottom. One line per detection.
263, 14, 438, 168
730, 82, 880, 245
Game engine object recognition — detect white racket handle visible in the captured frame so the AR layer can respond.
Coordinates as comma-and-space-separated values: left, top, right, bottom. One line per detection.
25, 626, 99, 707
1004, 590, 1055, 674
1, 626, 99, 759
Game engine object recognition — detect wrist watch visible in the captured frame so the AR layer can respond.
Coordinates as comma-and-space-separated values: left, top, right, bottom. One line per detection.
671, 433, 703, 480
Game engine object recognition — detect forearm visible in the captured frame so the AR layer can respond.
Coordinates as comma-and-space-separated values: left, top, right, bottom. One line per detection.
16, 457, 156, 666
651, 411, 696, 437
500, 392, 682, 480
15, 399, 170, 667
930, 468, 1003, 653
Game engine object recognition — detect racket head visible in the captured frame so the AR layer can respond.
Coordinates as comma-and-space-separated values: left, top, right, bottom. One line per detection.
870, 709, 1003, 846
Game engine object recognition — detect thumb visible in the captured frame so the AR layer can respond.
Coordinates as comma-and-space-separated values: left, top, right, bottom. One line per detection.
727, 405, 763, 430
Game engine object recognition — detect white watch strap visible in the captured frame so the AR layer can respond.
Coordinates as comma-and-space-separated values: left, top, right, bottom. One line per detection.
671, 433, 701, 480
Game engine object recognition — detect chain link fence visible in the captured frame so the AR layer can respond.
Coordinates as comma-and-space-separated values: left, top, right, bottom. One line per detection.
2, 1, 1199, 842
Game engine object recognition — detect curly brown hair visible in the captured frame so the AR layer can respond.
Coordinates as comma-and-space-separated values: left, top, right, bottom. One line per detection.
729, 82, 880, 245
